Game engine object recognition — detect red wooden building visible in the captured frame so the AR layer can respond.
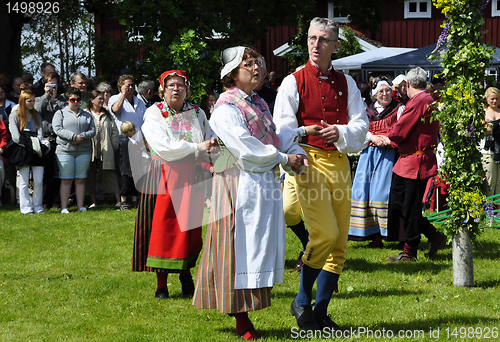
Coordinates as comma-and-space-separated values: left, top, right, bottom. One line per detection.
93, 1, 500, 80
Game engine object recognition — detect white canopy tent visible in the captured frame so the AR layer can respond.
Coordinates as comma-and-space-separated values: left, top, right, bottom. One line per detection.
331, 47, 416, 72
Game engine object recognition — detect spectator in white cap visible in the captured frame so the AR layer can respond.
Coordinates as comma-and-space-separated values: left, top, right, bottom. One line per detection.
392, 74, 409, 105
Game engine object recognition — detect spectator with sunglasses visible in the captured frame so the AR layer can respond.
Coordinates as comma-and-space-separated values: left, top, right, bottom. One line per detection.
52, 87, 95, 213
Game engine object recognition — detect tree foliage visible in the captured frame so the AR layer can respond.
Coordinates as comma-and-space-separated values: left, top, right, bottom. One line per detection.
431, 0, 495, 239
336, 26, 361, 59
21, 0, 94, 81
333, 0, 384, 37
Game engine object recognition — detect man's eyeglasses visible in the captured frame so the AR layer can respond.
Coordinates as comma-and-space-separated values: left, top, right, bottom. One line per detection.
307, 36, 336, 45
69, 97, 81, 103
240, 59, 263, 69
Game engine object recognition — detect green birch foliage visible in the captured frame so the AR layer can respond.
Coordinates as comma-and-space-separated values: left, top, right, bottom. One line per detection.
431, 0, 496, 239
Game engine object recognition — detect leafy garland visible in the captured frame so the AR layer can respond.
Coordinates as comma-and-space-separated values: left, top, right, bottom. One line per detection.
431, 0, 496, 239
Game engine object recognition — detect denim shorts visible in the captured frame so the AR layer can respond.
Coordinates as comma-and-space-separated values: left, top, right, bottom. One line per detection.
56, 153, 92, 179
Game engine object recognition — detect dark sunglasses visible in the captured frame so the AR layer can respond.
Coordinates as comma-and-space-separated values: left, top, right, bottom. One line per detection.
69, 97, 81, 103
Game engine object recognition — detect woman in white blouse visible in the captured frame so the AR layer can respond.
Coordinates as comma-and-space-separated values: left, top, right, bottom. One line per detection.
132, 70, 216, 300
192, 46, 312, 340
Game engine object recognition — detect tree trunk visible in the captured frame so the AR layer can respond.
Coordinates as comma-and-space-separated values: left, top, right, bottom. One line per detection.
452, 226, 474, 287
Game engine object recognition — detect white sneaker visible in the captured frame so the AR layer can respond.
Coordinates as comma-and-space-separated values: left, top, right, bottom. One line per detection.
88, 203, 97, 209
115, 202, 121, 208
61, 208, 70, 214
79, 207, 87, 212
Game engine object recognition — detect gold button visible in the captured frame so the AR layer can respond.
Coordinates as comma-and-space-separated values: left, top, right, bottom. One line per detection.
322, 96, 325, 100
335, 96, 337, 99
336, 120, 339, 123
336, 109, 339, 111
332, 81, 334, 84
339, 153, 343, 158
319, 80, 322, 84
323, 108, 326, 111
327, 153, 331, 158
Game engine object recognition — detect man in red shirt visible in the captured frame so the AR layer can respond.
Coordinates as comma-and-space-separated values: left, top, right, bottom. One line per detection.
386, 67, 446, 262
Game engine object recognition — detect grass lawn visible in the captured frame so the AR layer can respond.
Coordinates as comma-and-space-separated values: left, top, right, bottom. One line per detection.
1, 202, 499, 341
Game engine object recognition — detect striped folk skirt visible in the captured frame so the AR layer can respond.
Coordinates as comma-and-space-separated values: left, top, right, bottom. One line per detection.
348, 146, 395, 240
192, 167, 272, 314
133, 157, 203, 273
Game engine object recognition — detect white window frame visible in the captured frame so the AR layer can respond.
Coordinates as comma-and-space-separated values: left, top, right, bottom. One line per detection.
128, 24, 161, 43
404, 0, 432, 19
492, 0, 500, 17
328, 2, 349, 23
486, 68, 498, 81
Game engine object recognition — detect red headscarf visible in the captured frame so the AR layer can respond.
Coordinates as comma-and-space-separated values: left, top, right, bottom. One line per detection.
158, 70, 190, 91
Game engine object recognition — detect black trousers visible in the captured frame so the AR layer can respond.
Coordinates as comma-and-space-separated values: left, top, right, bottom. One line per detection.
388, 173, 433, 248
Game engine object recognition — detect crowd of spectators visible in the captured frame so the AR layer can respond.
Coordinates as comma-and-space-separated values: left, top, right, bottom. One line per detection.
0, 63, 171, 212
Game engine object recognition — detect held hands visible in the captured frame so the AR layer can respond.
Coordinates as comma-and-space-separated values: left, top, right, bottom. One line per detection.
286, 153, 309, 174
370, 135, 391, 148
318, 120, 339, 144
304, 124, 322, 136
197, 137, 219, 154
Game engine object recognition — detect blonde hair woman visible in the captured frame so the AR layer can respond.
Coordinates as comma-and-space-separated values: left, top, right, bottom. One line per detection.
8, 89, 46, 213
481, 87, 500, 196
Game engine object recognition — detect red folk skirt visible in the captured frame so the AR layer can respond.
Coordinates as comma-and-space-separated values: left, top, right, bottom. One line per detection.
136, 155, 204, 272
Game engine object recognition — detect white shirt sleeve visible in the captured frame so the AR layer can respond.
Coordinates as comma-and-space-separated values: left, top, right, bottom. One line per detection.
334, 75, 369, 153
273, 75, 300, 130
210, 103, 288, 172
141, 106, 198, 162
278, 127, 306, 155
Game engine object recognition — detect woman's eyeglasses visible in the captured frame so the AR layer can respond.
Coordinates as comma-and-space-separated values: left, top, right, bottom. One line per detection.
69, 97, 81, 103
166, 83, 186, 90
240, 59, 263, 69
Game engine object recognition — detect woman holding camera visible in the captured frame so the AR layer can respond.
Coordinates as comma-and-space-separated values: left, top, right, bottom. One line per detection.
35, 72, 66, 208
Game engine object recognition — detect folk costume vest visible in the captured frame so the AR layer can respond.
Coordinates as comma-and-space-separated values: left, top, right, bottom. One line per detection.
213, 87, 281, 172
293, 60, 348, 150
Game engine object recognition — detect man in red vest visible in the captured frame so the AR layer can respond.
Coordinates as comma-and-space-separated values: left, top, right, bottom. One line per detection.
274, 17, 368, 331
386, 67, 446, 262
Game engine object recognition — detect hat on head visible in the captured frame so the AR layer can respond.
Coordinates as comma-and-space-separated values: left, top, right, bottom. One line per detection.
392, 74, 407, 86
158, 70, 190, 91
371, 80, 392, 96
220, 46, 246, 79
